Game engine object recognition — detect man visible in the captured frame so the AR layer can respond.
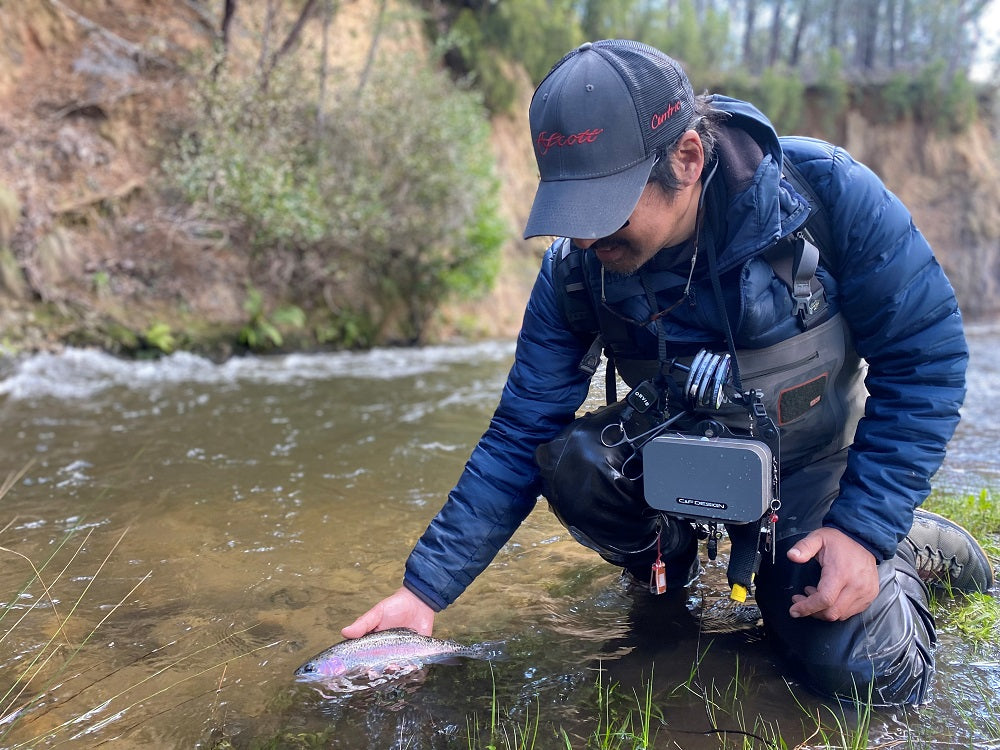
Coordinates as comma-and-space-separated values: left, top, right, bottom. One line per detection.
344, 39, 993, 704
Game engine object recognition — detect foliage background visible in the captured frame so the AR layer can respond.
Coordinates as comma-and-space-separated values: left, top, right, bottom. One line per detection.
0, 0, 997, 356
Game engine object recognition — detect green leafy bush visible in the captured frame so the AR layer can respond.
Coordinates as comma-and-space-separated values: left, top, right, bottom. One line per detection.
911, 60, 979, 133
757, 65, 805, 134
433, 0, 582, 111
881, 72, 914, 122
320, 54, 503, 342
163, 50, 504, 345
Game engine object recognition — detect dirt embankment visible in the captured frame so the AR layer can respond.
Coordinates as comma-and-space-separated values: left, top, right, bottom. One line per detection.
0, 1, 998, 357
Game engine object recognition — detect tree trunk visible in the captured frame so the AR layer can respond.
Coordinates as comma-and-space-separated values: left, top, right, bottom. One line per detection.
768, 0, 785, 67
743, 0, 759, 71
857, 0, 881, 72
789, 0, 810, 67
317, 0, 335, 136
829, 0, 841, 51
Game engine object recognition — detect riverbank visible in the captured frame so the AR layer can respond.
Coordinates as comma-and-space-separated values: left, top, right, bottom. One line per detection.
1, 2, 998, 359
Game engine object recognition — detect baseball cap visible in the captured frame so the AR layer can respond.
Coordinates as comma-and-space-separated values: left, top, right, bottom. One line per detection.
523, 40, 695, 240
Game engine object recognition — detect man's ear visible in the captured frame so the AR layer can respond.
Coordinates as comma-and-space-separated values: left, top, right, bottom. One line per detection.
671, 131, 704, 187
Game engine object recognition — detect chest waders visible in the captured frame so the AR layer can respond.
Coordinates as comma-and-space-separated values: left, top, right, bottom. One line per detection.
540, 144, 937, 705
611, 308, 868, 600
551, 166, 868, 602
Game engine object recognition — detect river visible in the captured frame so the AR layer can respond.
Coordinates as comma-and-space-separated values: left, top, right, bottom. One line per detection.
0, 323, 998, 749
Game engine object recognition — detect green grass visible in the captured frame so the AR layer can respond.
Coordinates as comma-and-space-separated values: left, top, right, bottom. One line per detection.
925, 488, 1000, 559
467, 664, 542, 750
465, 653, 901, 749
924, 489, 1000, 648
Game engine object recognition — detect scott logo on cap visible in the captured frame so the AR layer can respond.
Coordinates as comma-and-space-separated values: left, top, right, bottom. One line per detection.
535, 128, 604, 156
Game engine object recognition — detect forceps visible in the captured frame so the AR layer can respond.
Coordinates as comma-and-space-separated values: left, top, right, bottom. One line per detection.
600, 411, 688, 480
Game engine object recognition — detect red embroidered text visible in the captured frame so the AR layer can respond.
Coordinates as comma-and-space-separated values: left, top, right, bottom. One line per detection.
535, 129, 604, 155
650, 101, 683, 130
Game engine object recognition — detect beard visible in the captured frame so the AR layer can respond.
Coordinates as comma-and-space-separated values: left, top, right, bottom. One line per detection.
592, 236, 695, 280
590, 237, 650, 277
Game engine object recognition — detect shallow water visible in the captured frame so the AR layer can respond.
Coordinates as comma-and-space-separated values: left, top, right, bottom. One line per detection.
0, 326, 998, 749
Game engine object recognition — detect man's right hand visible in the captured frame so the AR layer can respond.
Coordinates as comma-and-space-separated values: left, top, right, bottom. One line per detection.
341, 586, 435, 638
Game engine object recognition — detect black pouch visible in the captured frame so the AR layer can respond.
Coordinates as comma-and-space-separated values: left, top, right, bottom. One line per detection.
534, 402, 660, 556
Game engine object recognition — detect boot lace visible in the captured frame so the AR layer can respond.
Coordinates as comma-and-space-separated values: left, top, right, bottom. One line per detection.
913, 545, 962, 582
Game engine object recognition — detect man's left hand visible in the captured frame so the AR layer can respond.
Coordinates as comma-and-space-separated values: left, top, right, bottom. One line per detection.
786, 527, 880, 621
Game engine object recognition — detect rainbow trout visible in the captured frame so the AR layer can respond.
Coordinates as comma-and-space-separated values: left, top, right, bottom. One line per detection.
294, 627, 498, 682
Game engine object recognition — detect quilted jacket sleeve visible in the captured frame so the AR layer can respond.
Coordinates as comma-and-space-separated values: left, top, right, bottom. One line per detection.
402, 249, 594, 609
786, 138, 969, 561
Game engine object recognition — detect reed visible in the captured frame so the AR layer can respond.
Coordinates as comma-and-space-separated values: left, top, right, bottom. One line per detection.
466, 664, 541, 750
0, 465, 283, 746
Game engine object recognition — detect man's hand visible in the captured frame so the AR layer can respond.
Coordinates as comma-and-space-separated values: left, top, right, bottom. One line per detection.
341, 586, 435, 638
787, 527, 880, 621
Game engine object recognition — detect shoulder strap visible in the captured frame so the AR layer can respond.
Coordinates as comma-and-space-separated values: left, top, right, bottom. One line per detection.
552, 239, 599, 335
781, 158, 835, 266
770, 156, 838, 329
763, 234, 829, 329
551, 240, 618, 399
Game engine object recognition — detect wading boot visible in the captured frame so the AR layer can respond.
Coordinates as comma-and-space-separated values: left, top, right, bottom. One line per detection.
902, 508, 994, 593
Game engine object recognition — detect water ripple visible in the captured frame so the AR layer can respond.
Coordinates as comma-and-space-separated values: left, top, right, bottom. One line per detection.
0, 342, 516, 402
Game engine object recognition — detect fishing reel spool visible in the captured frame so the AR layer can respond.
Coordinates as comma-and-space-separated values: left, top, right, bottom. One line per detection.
677, 349, 736, 411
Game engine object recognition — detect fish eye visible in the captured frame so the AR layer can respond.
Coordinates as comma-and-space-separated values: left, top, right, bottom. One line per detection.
301, 663, 316, 674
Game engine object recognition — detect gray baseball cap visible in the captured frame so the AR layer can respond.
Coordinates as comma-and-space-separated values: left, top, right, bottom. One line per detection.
524, 40, 695, 240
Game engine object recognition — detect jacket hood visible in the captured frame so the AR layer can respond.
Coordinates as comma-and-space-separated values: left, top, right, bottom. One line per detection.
702, 95, 811, 274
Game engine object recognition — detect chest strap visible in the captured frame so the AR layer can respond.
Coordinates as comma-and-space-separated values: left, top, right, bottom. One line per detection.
762, 232, 829, 329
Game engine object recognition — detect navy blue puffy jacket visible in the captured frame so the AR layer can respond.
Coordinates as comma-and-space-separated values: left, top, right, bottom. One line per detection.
403, 96, 968, 611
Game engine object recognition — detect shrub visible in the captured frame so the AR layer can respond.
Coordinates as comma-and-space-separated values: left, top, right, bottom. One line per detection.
163, 51, 504, 345
910, 60, 978, 133
758, 66, 805, 134
320, 54, 503, 342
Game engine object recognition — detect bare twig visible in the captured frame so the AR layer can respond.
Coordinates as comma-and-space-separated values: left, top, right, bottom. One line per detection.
257, 0, 277, 78
182, 0, 220, 35
52, 178, 145, 216
210, 0, 238, 80
270, 0, 320, 69
260, 0, 320, 90
357, 0, 388, 93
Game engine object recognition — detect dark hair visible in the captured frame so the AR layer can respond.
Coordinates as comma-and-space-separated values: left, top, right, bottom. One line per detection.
647, 95, 727, 193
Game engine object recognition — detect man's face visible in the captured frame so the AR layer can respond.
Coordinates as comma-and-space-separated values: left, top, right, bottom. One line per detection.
571, 181, 700, 275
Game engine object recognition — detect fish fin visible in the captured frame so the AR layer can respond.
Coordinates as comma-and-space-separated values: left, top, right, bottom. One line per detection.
431, 655, 467, 666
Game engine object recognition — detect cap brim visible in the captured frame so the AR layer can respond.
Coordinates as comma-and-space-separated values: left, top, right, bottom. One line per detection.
522, 154, 656, 240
